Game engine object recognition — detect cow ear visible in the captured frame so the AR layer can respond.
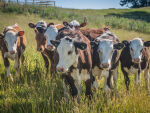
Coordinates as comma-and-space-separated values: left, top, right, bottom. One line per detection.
80, 22, 86, 28
74, 41, 87, 50
63, 21, 69, 27
18, 31, 24, 36
122, 40, 129, 46
144, 41, 150, 47
28, 22, 36, 28
47, 23, 54, 27
50, 40, 60, 47
0, 33, 4, 39
90, 41, 98, 48
114, 43, 124, 50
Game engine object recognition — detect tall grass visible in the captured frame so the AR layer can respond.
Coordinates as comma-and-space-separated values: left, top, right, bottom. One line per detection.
0, 5, 150, 113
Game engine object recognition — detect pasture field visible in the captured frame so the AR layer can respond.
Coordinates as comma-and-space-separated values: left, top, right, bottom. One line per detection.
0, 5, 150, 113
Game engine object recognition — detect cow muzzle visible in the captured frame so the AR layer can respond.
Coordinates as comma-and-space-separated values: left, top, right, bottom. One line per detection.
57, 67, 65, 73
47, 45, 55, 51
100, 63, 109, 69
133, 58, 140, 63
10, 50, 16, 54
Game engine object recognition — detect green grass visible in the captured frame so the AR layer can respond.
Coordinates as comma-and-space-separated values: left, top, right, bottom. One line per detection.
0, 5, 150, 113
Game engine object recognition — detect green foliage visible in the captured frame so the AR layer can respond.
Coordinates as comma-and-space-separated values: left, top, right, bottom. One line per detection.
120, 0, 150, 8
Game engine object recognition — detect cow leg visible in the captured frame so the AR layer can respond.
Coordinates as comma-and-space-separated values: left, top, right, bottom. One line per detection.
63, 79, 69, 97
104, 71, 111, 95
85, 79, 92, 99
41, 53, 49, 76
144, 68, 150, 94
74, 79, 82, 103
62, 74, 78, 97
122, 68, 130, 91
2, 56, 13, 81
50, 60, 55, 78
134, 69, 141, 87
112, 68, 118, 96
90, 72, 98, 91
14, 55, 20, 76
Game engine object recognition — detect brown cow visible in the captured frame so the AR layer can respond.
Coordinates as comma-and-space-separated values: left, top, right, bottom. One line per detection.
62, 20, 110, 41
120, 38, 150, 93
0, 24, 26, 81
51, 30, 96, 101
90, 30, 124, 95
28, 21, 64, 77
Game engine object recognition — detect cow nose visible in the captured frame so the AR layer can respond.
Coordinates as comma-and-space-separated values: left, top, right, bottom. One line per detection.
57, 67, 64, 72
133, 58, 140, 63
10, 50, 16, 54
101, 63, 109, 68
47, 45, 54, 50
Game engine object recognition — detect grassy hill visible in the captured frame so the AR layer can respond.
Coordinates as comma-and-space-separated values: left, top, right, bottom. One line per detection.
0, 3, 150, 113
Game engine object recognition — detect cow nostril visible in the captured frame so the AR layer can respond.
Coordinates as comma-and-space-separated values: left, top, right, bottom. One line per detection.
101, 63, 109, 68
134, 58, 140, 63
57, 67, 64, 72
10, 51, 15, 54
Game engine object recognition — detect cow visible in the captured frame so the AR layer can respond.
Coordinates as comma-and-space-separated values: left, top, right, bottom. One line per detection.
90, 30, 124, 95
0, 24, 26, 81
80, 27, 110, 41
120, 38, 150, 93
62, 20, 110, 41
50, 30, 96, 101
28, 20, 64, 77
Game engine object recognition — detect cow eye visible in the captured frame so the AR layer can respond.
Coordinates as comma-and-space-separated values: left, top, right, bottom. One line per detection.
68, 51, 72, 55
130, 48, 133, 51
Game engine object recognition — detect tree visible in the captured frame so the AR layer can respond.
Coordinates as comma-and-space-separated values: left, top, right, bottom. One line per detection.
120, 0, 150, 8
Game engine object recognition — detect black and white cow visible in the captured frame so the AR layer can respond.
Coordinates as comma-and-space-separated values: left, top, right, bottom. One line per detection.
90, 30, 124, 94
120, 38, 150, 93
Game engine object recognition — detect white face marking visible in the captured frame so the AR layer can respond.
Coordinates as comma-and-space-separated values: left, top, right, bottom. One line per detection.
56, 37, 78, 72
129, 38, 144, 62
36, 20, 47, 28
45, 25, 58, 49
69, 20, 80, 27
97, 39, 114, 69
5, 31, 18, 53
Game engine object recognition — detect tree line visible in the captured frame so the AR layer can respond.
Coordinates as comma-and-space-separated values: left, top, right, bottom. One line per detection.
120, 0, 150, 8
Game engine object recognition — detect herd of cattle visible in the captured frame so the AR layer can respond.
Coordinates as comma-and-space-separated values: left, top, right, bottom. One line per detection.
0, 19, 150, 100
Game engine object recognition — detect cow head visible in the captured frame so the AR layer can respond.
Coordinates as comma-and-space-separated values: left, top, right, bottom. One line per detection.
51, 37, 87, 73
91, 39, 124, 69
63, 20, 86, 30
28, 21, 47, 52
122, 38, 150, 63
3, 29, 24, 55
45, 23, 58, 51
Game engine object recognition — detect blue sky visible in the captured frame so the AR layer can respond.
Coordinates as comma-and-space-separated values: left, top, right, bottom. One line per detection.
54, 0, 126, 9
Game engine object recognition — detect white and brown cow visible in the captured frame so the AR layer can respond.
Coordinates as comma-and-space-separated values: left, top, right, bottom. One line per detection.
120, 38, 150, 93
90, 30, 124, 94
28, 21, 64, 77
51, 30, 95, 101
0, 24, 26, 81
